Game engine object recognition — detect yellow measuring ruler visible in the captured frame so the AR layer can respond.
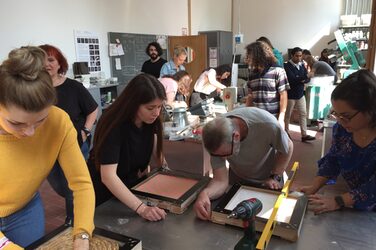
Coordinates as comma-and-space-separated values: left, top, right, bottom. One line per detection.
256, 162, 299, 250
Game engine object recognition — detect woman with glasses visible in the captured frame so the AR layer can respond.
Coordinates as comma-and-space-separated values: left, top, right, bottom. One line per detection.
300, 69, 376, 213
193, 107, 293, 220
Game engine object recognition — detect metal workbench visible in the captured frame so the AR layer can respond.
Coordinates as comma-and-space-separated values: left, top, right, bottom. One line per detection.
94, 198, 376, 250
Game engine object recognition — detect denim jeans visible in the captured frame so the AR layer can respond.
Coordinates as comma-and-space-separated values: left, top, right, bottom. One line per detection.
47, 140, 90, 222
0, 193, 44, 247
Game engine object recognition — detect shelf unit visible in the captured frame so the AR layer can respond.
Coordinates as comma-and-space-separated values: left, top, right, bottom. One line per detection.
87, 83, 121, 116
336, 25, 369, 80
339, 25, 370, 51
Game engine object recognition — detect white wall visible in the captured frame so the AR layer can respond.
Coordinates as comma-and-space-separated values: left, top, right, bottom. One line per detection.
191, 0, 232, 34
0, 0, 346, 78
0, 0, 226, 78
232, 0, 344, 59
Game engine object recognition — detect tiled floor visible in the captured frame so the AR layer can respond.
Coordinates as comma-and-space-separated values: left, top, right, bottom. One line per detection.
38, 123, 331, 234
39, 180, 66, 233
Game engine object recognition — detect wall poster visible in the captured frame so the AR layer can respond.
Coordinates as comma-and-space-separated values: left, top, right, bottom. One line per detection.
74, 30, 101, 72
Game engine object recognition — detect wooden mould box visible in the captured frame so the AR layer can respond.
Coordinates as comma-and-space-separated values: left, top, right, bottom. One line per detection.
131, 168, 210, 214
25, 226, 141, 250
211, 183, 308, 242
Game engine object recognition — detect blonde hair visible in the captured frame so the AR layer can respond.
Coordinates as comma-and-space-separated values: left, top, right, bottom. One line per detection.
0, 46, 56, 111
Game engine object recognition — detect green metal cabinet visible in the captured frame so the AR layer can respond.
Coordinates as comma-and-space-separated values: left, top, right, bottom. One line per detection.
306, 83, 336, 120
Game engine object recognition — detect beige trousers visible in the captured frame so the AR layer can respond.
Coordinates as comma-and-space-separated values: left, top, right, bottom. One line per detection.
284, 96, 308, 137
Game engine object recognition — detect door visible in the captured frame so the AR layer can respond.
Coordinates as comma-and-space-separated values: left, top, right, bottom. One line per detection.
168, 35, 207, 84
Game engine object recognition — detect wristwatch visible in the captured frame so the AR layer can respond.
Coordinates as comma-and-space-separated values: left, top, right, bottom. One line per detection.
334, 195, 345, 209
73, 232, 90, 240
82, 127, 91, 137
269, 173, 282, 182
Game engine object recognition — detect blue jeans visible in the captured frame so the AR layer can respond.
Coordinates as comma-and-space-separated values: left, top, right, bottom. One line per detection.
0, 193, 44, 247
47, 140, 90, 221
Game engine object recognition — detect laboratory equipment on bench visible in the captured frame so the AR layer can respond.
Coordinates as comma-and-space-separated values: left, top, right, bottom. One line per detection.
223, 87, 238, 111
334, 30, 365, 78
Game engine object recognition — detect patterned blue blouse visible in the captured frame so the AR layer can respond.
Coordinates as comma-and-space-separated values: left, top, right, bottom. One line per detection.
318, 123, 376, 211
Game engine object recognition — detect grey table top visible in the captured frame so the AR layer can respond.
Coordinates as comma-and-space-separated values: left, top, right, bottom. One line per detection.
94, 199, 376, 250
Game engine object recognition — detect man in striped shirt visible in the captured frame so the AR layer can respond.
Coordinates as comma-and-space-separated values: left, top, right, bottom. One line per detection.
245, 41, 289, 129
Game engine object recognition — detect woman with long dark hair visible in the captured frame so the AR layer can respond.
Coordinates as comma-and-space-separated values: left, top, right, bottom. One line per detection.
90, 73, 167, 221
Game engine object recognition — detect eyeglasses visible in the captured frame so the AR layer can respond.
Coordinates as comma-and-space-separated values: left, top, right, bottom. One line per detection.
330, 110, 360, 123
210, 133, 235, 157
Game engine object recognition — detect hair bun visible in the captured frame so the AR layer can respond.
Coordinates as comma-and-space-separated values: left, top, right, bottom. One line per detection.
3, 46, 46, 81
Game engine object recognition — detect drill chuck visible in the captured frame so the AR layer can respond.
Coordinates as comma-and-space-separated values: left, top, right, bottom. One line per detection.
228, 198, 262, 219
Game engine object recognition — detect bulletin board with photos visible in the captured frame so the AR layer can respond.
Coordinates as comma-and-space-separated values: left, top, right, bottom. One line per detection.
74, 30, 102, 73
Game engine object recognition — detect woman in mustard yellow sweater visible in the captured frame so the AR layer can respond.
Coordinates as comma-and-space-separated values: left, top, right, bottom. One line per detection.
0, 46, 95, 249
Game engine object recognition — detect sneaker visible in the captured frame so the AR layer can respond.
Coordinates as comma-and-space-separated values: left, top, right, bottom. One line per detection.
301, 135, 316, 142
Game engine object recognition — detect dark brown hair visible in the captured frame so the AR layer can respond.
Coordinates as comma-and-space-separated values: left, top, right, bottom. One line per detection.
93, 73, 167, 169
245, 41, 277, 73
145, 42, 163, 57
331, 69, 376, 128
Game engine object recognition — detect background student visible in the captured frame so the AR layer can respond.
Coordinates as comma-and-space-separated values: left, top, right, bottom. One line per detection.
160, 45, 187, 77
284, 47, 316, 142
141, 42, 167, 78
159, 70, 192, 108
244, 41, 289, 129
256, 36, 284, 66
40, 44, 98, 226
190, 64, 231, 107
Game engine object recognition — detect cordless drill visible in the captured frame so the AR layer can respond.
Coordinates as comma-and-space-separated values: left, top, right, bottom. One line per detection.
228, 198, 263, 250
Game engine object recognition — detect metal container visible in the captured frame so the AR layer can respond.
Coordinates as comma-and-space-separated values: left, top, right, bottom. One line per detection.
172, 107, 189, 128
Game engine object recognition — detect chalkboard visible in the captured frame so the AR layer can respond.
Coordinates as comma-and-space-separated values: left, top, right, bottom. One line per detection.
108, 32, 168, 85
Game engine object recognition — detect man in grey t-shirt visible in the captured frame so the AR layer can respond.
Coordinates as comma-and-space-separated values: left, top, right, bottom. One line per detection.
194, 107, 293, 220
305, 55, 337, 83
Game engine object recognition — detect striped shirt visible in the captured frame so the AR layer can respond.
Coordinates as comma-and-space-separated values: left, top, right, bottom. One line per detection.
247, 66, 289, 116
